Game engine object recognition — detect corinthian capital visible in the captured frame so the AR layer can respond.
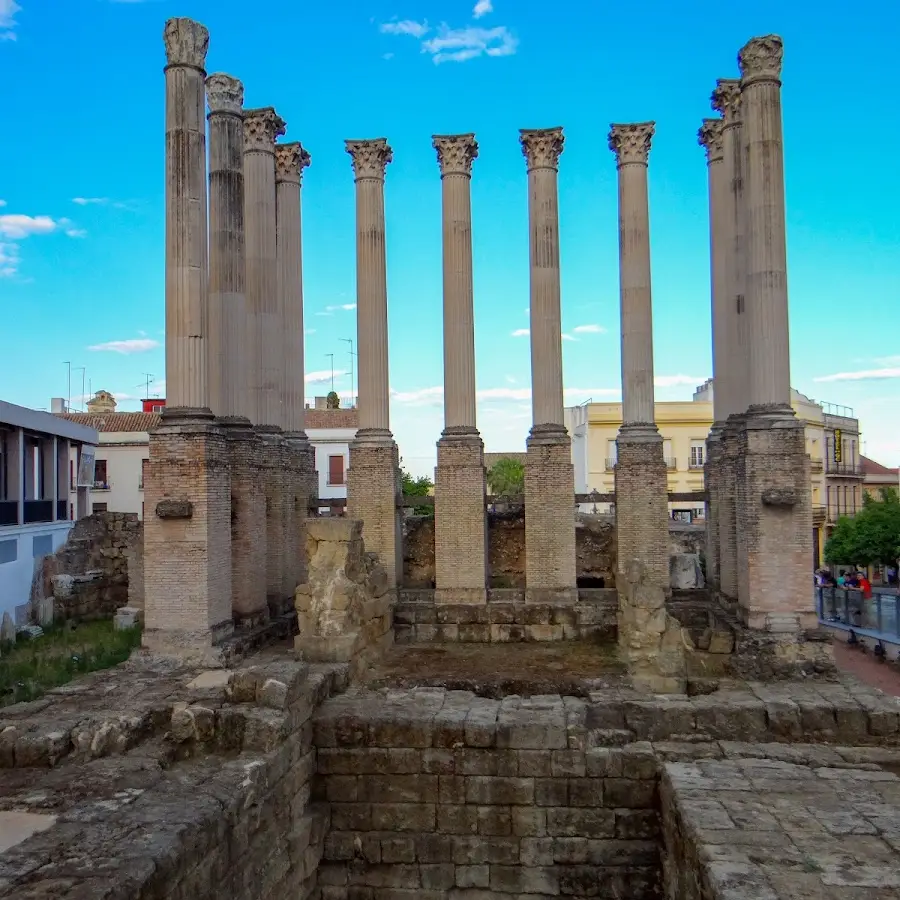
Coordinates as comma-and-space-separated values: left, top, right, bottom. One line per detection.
711, 79, 741, 125
163, 17, 209, 69
345, 138, 393, 181
738, 34, 783, 84
243, 107, 286, 153
519, 127, 564, 172
697, 119, 725, 163
275, 142, 312, 184
608, 122, 655, 167
206, 73, 243, 115
433, 133, 478, 177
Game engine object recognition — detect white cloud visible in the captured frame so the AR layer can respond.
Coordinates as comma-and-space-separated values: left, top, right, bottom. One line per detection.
305, 328, 316, 335
473, 0, 493, 17
318, 302, 357, 317
72, 197, 109, 206
511, 328, 529, 337
505, 375, 517, 384
0, 241, 20, 277
380, 19, 430, 38
390, 384, 621, 407
0, 214, 58, 239
306, 369, 348, 385
814, 367, 900, 383
422, 25, 518, 63
87, 338, 160, 354
572, 324, 607, 334
654, 374, 703, 388
0, 0, 20, 40
562, 333, 577, 342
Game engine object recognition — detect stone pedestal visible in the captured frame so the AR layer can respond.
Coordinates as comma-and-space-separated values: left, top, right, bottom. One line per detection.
614, 428, 670, 592
524, 425, 577, 605
143, 415, 233, 661
434, 429, 488, 605
258, 428, 287, 617
224, 422, 267, 624
284, 436, 316, 595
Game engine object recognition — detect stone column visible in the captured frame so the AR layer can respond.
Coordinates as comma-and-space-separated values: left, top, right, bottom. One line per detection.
710, 78, 744, 607
697, 118, 726, 591
345, 139, 401, 588
519, 127, 576, 605
731, 35, 815, 643
144, 17, 233, 661
276, 141, 316, 597
432, 134, 487, 605
608, 122, 669, 591
207, 73, 267, 624
244, 107, 289, 618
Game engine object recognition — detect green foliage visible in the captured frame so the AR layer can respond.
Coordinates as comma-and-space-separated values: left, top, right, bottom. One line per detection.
326, 391, 340, 409
487, 457, 525, 496
0, 619, 142, 708
400, 458, 434, 516
824, 488, 900, 567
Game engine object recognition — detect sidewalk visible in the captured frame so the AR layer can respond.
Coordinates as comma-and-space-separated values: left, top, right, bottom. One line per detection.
833, 638, 900, 698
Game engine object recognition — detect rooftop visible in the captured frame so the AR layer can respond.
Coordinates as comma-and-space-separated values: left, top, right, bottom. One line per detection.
57, 412, 162, 433
1, 400, 98, 444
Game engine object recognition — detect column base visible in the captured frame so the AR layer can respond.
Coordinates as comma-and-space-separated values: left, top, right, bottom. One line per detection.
142, 417, 234, 659
734, 407, 814, 634
257, 427, 287, 618
347, 430, 401, 588
434, 427, 487, 603
524, 423, 577, 601
614, 424, 669, 592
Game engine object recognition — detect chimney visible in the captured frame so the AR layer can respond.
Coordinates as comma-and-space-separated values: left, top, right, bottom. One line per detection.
50, 397, 67, 414
315, 396, 327, 410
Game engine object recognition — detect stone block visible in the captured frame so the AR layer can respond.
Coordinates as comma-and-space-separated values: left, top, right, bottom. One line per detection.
114, 606, 143, 631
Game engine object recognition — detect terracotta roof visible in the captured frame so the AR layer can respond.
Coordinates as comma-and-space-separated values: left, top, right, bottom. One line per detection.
56, 412, 162, 433
861, 455, 899, 476
304, 409, 359, 430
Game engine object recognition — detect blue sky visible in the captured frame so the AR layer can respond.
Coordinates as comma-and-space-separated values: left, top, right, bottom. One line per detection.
1, 0, 898, 478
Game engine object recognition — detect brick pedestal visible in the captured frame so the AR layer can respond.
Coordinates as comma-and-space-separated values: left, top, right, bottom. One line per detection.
143, 413, 233, 660
224, 420, 267, 625
735, 409, 815, 632
524, 424, 577, 605
703, 428, 723, 588
717, 417, 743, 610
284, 436, 315, 596
614, 426, 669, 592
258, 428, 287, 618
434, 428, 487, 605
347, 432, 401, 589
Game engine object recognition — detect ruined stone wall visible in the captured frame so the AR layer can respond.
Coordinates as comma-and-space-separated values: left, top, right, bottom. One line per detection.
31, 512, 142, 623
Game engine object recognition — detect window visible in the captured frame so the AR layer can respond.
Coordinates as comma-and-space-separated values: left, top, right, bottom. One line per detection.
692, 507, 706, 520
606, 441, 617, 470
152, 404, 163, 413
689, 442, 705, 469
94, 459, 108, 489
69, 459, 74, 491
328, 455, 345, 486
93, 502, 108, 513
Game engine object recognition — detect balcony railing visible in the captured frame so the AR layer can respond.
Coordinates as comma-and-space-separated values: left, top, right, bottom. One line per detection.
809, 459, 824, 473
0, 500, 17, 526
812, 505, 827, 523
827, 505, 858, 523
23, 500, 53, 524
664, 457, 677, 470
688, 459, 704, 470
93, 481, 111, 491
817, 586, 900, 645
605, 457, 617, 471
825, 461, 863, 477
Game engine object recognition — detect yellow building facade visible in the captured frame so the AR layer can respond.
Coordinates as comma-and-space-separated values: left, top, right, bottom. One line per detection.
565, 382, 856, 569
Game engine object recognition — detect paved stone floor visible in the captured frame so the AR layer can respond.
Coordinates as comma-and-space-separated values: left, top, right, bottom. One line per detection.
664, 757, 900, 898
833, 639, 900, 698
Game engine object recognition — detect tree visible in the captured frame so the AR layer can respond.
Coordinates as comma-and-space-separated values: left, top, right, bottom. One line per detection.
487, 457, 525, 496
399, 458, 434, 516
326, 391, 340, 409
824, 488, 900, 567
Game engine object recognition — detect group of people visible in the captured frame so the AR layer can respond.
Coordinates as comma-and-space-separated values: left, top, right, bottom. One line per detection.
816, 568, 873, 598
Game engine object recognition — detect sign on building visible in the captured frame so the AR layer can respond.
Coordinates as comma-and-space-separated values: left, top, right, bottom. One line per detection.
77, 445, 96, 487
833, 429, 843, 463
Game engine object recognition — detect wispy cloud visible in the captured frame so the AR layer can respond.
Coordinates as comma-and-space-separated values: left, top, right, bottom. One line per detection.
654, 374, 704, 388
562, 333, 577, 342
87, 338, 160, 354
306, 369, 348, 385
0, 0, 20, 40
0, 212, 85, 274
0, 242, 21, 277
72, 197, 109, 206
572, 324, 607, 334
380, 19, 430, 38
814, 367, 900, 383
422, 25, 518, 63
473, 0, 493, 17
511, 328, 529, 337
317, 302, 357, 317
391, 384, 621, 407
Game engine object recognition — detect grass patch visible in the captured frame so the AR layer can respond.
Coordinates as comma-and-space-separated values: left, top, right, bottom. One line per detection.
0, 619, 142, 708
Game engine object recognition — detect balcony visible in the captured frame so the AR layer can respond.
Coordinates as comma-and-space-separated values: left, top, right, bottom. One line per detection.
825, 461, 863, 477
809, 459, 824, 473
93, 481, 111, 491
688, 460, 704, 470
812, 505, 827, 524
605, 457, 617, 471
665, 457, 677, 470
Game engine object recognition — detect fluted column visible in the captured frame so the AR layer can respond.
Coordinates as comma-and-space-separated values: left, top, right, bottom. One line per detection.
433, 134, 487, 604
345, 139, 401, 587
163, 17, 210, 414
520, 128, 565, 429
346, 139, 392, 436
698, 119, 727, 424
243, 107, 285, 428
206, 73, 246, 422
608, 122, 669, 591
711, 78, 747, 418
739, 35, 791, 413
608, 123, 656, 429
276, 142, 311, 436
434, 134, 479, 431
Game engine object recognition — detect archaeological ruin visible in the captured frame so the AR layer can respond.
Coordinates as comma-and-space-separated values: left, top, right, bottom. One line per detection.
2, 18, 899, 900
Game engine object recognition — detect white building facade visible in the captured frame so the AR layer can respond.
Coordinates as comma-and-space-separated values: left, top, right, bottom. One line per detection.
305, 407, 358, 508
0, 400, 97, 621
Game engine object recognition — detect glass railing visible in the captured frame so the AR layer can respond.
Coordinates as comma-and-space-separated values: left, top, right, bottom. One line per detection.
816, 586, 900, 642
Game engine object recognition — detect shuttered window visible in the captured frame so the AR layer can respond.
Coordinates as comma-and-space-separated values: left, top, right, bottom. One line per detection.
328, 455, 345, 486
